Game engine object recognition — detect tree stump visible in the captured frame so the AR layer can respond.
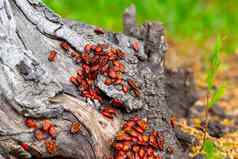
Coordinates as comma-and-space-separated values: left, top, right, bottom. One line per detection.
0, 1, 193, 158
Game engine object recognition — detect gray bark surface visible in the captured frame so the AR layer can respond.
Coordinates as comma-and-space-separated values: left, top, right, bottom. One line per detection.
165, 68, 197, 117
0, 1, 192, 159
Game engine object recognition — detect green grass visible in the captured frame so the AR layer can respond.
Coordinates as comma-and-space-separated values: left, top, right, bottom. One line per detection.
203, 140, 224, 159
43, 0, 238, 53
206, 36, 225, 108
201, 36, 225, 159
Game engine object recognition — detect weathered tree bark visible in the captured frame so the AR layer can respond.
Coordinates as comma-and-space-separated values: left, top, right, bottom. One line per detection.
165, 68, 197, 117
0, 1, 193, 159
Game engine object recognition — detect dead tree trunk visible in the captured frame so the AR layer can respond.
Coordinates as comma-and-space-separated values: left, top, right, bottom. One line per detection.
0, 1, 193, 159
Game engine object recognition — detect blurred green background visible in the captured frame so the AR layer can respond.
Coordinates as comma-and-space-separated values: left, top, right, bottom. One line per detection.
43, 0, 237, 53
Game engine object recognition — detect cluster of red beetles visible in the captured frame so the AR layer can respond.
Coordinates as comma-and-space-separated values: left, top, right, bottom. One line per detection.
24, 118, 57, 154
50, 41, 141, 119
22, 118, 81, 155
110, 116, 164, 159
59, 41, 141, 100
47, 29, 142, 119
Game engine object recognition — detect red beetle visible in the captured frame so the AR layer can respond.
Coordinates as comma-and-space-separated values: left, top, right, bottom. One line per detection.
76, 68, 83, 76
80, 79, 89, 91
138, 148, 145, 158
122, 84, 129, 93
142, 135, 149, 142
115, 133, 132, 142
45, 140, 57, 154
81, 53, 91, 64
113, 143, 124, 151
91, 55, 100, 64
131, 40, 140, 52
20, 143, 30, 151
147, 147, 155, 156
108, 69, 117, 79
48, 50, 57, 62
127, 79, 138, 89
70, 122, 81, 134
136, 119, 148, 131
42, 119, 52, 132
91, 64, 100, 72
132, 145, 140, 153
101, 111, 113, 119
111, 98, 124, 107
84, 44, 92, 53
115, 79, 123, 85
122, 120, 135, 130
25, 118, 37, 129
114, 151, 127, 159
101, 64, 109, 74
122, 142, 131, 152
95, 46, 103, 54
112, 60, 121, 67
102, 107, 117, 115
104, 78, 113, 86
116, 49, 126, 58
170, 116, 176, 128
60, 42, 70, 51
125, 129, 141, 139
94, 28, 105, 35
34, 129, 47, 141
132, 88, 141, 97
82, 64, 90, 74
69, 76, 79, 87
133, 126, 145, 134
48, 125, 57, 138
